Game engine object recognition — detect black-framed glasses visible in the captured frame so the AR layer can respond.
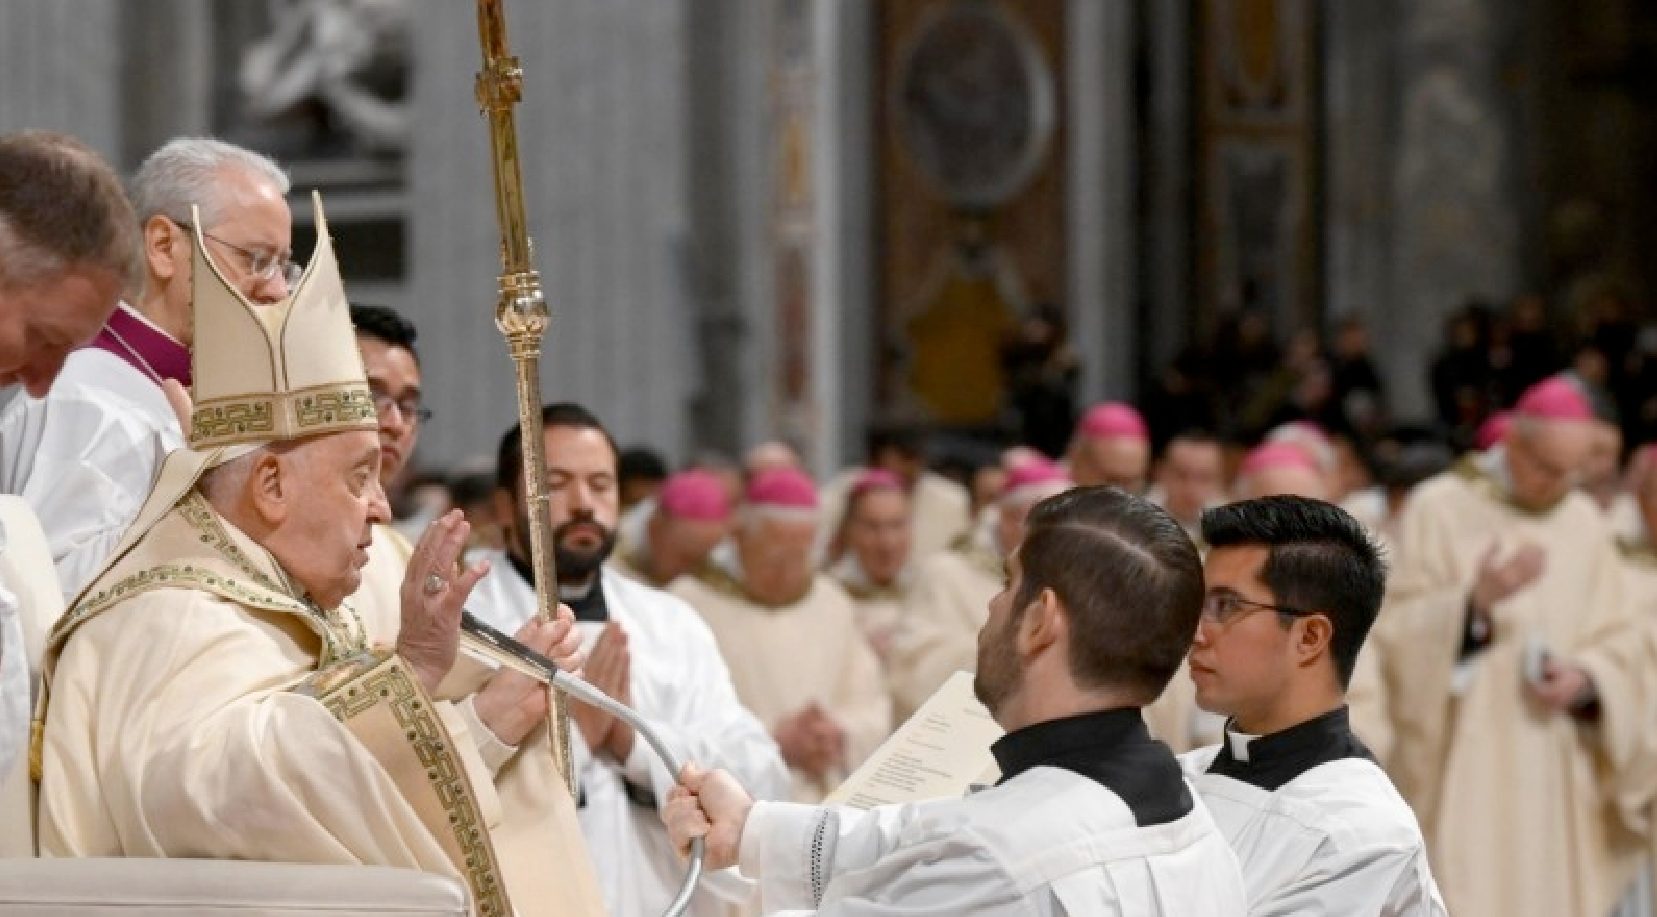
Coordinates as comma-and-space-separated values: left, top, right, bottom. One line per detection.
371, 391, 433, 425
174, 218, 302, 286
1200, 592, 1317, 627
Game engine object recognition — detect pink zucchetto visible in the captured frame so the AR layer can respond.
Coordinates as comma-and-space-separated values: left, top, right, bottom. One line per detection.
1001, 457, 1072, 504
1266, 421, 1336, 473
658, 469, 732, 522
1475, 411, 1514, 451
1077, 402, 1149, 441
1514, 377, 1594, 423
746, 467, 819, 510
849, 468, 904, 498
1239, 442, 1320, 478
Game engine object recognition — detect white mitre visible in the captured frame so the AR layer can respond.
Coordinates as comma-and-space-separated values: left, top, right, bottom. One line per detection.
63, 191, 377, 608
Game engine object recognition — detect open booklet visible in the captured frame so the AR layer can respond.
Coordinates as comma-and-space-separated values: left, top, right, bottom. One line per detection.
825, 671, 1006, 809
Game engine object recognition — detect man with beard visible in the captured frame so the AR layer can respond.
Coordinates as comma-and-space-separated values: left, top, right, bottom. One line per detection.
466, 402, 789, 917
662, 486, 1246, 916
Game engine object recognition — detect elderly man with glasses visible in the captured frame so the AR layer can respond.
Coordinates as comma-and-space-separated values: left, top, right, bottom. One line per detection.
1360, 376, 1657, 917
0, 136, 295, 596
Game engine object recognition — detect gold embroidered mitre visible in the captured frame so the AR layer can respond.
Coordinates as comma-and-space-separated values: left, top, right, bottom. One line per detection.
189, 190, 377, 449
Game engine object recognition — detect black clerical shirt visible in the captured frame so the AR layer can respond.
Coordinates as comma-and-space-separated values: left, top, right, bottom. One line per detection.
991, 708, 1193, 827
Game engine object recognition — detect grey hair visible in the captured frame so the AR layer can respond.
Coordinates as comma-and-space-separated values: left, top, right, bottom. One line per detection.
198, 441, 312, 508
130, 137, 289, 229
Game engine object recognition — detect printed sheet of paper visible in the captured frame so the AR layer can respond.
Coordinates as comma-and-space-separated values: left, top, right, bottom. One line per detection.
826, 671, 1004, 809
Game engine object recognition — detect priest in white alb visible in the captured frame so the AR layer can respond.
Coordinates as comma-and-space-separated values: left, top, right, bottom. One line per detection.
0, 137, 295, 597
665, 486, 1247, 916
672, 468, 891, 802
465, 402, 789, 917
825, 469, 914, 668
33, 196, 606, 916
1367, 377, 1657, 917
1181, 496, 1445, 915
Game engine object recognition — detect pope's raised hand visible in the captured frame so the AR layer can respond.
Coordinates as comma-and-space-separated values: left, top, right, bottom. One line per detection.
397, 510, 490, 695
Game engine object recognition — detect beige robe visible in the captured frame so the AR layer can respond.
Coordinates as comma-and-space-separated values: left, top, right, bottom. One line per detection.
36, 493, 603, 917
1619, 535, 1657, 890
826, 557, 909, 670
671, 572, 891, 802
883, 546, 1001, 722
1368, 462, 1657, 917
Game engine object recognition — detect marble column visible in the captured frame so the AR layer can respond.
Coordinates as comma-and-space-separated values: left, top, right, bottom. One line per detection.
1385, 0, 1523, 419
1141, 0, 1195, 382
408, 0, 695, 467
1323, 1, 1398, 337
1067, 0, 1138, 402
0, 0, 124, 162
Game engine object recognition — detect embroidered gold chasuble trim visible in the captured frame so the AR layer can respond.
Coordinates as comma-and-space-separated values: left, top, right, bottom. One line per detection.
34, 492, 511, 916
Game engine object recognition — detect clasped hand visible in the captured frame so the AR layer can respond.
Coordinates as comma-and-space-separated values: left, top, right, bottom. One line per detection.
664, 764, 754, 871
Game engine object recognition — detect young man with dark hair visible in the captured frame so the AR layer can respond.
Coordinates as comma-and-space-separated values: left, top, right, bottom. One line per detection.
468, 403, 789, 917
664, 486, 1247, 916
1183, 495, 1445, 916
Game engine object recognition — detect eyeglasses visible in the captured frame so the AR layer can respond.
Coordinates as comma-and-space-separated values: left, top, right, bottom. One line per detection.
371, 391, 433, 425
1200, 592, 1317, 627
173, 218, 303, 287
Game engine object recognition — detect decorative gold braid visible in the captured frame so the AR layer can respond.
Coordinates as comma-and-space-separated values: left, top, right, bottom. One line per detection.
294, 386, 376, 429
177, 493, 286, 591
312, 656, 511, 917
191, 398, 276, 442
1450, 455, 1561, 518
1618, 536, 1657, 567
51, 497, 365, 667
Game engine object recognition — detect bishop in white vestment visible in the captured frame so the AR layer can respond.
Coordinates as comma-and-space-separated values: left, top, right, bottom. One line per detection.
671, 468, 891, 803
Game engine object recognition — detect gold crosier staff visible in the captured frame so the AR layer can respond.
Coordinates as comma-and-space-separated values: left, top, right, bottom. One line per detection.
463, 14, 710, 905
471, 0, 574, 792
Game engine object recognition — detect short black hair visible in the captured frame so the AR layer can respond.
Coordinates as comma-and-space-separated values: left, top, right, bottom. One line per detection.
350, 304, 419, 361
1011, 486, 1205, 703
1200, 496, 1387, 688
495, 402, 620, 495
618, 447, 668, 485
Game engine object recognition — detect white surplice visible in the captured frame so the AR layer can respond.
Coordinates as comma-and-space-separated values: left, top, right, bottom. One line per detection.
1182, 745, 1445, 916
468, 556, 791, 917
0, 347, 181, 597
737, 766, 1245, 916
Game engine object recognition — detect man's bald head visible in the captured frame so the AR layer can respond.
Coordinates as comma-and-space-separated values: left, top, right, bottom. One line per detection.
1504, 418, 1594, 512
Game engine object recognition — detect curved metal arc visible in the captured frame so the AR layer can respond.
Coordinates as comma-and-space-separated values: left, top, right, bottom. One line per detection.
459, 613, 706, 917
